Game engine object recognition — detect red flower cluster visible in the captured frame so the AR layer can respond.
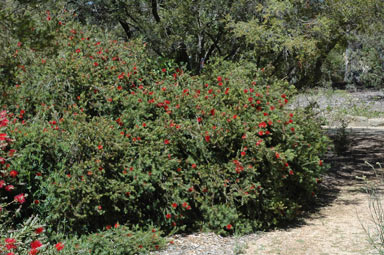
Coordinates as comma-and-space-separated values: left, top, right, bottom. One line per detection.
14, 193, 26, 204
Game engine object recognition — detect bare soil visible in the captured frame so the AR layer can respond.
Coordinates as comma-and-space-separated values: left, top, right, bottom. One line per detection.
245, 128, 384, 255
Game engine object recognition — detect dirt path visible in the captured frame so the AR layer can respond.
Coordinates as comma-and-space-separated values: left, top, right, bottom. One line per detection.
245, 128, 384, 255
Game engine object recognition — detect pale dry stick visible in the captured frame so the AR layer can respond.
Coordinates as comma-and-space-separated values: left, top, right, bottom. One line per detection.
360, 161, 384, 254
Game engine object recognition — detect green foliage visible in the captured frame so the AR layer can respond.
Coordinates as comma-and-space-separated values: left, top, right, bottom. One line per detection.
348, 31, 384, 88
4, 17, 329, 236
66, 0, 258, 73
0, 219, 165, 255
45, 225, 167, 255
229, 0, 384, 88
0, 5, 331, 254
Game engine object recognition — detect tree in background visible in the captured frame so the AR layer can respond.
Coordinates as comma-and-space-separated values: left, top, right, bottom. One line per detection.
8, 0, 382, 87
344, 19, 384, 88
230, 0, 384, 88
65, 0, 260, 73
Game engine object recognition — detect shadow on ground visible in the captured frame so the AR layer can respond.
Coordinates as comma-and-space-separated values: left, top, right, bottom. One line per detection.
279, 128, 384, 229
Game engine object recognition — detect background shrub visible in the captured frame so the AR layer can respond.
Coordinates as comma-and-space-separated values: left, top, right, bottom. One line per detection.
1, 8, 330, 254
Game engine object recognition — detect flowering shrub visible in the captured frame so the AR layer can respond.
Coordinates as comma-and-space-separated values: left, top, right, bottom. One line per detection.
0, 8, 329, 254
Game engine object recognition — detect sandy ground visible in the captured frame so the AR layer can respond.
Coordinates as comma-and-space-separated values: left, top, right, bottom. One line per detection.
245, 128, 384, 255
245, 185, 378, 255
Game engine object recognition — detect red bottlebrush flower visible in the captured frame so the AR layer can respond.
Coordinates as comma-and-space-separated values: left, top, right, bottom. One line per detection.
259, 122, 267, 128
0, 180, 5, 188
14, 193, 26, 204
9, 170, 18, 178
5, 185, 14, 191
164, 139, 170, 145
241, 151, 246, 156
197, 117, 202, 123
258, 131, 264, 136
35, 227, 44, 234
319, 160, 323, 166
166, 213, 171, 219
161, 68, 166, 72
289, 170, 294, 175
210, 109, 215, 116
182, 202, 188, 208
233, 114, 237, 119
55, 242, 64, 251
98, 145, 103, 150
0, 133, 7, 140
226, 224, 232, 230
114, 222, 120, 228
28, 249, 39, 255
30, 240, 42, 249
191, 164, 197, 169
217, 76, 222, 82
275, 152, 280, 159
289, 113, 294, 118
5, 238, 17, 250
281, 94, 286, 99
93, 62, 98, 67
34, 200, 39, 204
106, 225, 112, 230
75, 48, 81, 53
142, 123, 146, 127
204, 136, 210, 142
5, 238, 16, 244
8, 149, 16, 157
118, 73, 124, 79
171, 203, 177, 208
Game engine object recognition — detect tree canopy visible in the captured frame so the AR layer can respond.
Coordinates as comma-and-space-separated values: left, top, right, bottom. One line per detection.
1, 0, 384, 87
